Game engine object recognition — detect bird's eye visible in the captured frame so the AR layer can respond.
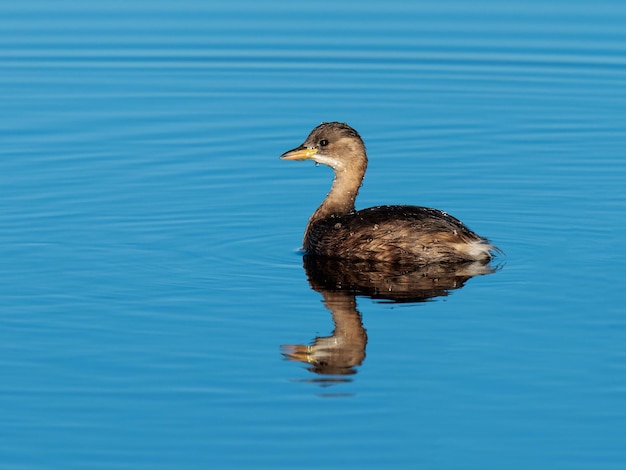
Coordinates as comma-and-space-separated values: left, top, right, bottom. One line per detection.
319, 139, 329, 147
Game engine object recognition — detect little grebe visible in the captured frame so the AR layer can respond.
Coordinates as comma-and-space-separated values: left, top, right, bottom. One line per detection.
280, 122, 496, 264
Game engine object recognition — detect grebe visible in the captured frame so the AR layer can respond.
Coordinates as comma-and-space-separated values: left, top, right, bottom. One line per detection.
280, 122, 496, 264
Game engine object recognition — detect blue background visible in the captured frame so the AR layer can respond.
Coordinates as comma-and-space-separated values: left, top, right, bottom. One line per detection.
2, 1, 626, 468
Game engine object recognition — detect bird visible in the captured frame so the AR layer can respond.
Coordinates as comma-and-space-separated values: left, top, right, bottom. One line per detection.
280, 122, 496, 265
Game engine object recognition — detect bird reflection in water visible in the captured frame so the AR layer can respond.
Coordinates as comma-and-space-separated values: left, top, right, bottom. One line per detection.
282, 255, 496, 382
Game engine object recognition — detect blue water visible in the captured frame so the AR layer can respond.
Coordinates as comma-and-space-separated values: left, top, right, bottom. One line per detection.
2, 1, 626, 468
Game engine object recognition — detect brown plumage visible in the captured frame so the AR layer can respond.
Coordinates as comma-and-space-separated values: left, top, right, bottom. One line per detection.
280, 122, 496, 264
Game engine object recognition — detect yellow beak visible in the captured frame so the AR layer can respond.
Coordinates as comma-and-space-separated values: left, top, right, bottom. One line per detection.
279, 146, 318, 161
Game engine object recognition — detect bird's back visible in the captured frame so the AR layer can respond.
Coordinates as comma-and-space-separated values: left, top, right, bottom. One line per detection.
304, 205, 493, 264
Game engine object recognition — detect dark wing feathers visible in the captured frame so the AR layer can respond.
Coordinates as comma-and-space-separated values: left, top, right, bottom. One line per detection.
305, 205, 490, 264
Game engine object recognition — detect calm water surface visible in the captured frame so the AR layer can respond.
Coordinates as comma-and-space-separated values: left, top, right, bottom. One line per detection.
2, 1, 626, 468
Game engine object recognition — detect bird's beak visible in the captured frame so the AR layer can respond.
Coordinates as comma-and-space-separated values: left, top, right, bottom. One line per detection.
279, 146, 318, 161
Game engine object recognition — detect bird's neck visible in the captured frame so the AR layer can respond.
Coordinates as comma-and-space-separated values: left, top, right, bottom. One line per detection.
307, 161, 366, 226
